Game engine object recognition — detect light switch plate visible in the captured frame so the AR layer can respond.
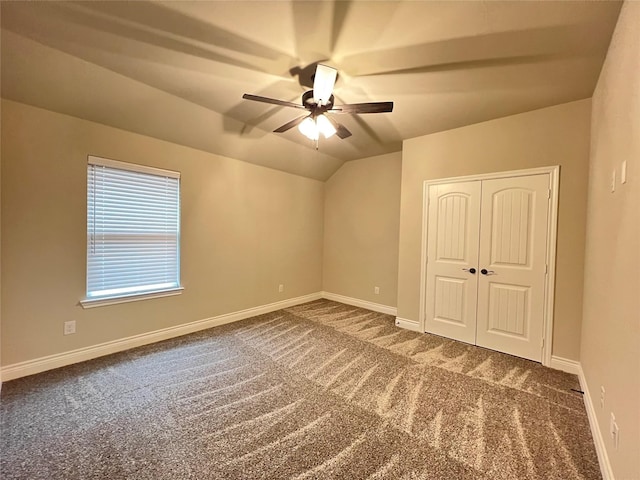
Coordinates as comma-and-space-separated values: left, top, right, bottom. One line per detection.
621, 160, 627, 184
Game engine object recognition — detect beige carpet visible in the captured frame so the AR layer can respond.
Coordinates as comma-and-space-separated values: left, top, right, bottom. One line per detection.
0, 300, 600, 479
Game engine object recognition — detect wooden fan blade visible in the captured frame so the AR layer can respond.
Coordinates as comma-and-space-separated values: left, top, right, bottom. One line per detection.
274, 115, 310, 133
325, 115, 352, 139
329, 102, 394, 114
242, 94, 306, 110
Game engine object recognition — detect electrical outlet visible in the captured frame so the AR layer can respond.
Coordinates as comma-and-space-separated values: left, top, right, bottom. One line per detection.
278, 284, 284, 293
374, 286, 380, 295
600, 386, 605, 409
64, 320, 76, 335
610, 413, 619, 449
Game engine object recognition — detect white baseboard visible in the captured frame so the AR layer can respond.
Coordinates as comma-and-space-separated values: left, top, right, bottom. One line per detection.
549, 355, 581, 375
394, 317, 422, 332
0, 292, 322, 382
577, 365, 614, 480
321, 291, 397, 316
549, 356, 612, 479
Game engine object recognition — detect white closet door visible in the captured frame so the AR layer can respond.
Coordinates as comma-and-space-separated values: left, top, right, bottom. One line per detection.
424, 182, 481, 345
475, 175, 549, 362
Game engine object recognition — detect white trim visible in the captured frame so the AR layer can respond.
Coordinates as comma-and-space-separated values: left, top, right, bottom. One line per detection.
88, 155, 180, 179
0, 292, 321, 381
418, 180, 430, 333
419, 165, 560, 185
542, 166, 560, 367
549, 355, 581, 375
547, 357, 612, 480
578, 365, 614, 480
80, 287, 184, 308
419, 166, 560, 366
395, 317, 422, 332
321, 292, 397, 316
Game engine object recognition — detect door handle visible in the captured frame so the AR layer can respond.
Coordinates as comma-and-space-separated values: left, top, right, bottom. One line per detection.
462, 268, 476, 274
480, 269, 495, 275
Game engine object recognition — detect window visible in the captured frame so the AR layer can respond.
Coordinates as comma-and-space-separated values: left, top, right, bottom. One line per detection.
82, 156, 181, 307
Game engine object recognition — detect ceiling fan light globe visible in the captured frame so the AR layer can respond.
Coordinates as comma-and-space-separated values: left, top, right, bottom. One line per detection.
317, 114, 337, 139
298, 117, 319, 140
313, 64, 338, 106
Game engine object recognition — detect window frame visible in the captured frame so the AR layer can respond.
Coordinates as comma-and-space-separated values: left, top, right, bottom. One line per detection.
80, 155, 183, 309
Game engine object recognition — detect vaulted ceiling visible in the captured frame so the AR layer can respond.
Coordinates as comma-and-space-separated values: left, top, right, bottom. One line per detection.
1, 1, 622, 180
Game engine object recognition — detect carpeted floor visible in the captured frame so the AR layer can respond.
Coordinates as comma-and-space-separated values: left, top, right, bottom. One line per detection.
1, 300, 600, 479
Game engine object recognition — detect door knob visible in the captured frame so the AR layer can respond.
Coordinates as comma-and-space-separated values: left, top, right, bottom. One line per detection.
462, 268, 476, 274
480, 269, 495, 275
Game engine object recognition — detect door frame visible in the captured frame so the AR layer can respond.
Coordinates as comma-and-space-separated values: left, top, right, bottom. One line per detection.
419, 166, 560, 367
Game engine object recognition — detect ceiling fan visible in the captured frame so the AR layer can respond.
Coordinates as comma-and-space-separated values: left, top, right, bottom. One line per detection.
242, 64, 393, 147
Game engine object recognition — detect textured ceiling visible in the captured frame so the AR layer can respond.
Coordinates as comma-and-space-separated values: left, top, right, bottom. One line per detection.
1, 1, 622, 180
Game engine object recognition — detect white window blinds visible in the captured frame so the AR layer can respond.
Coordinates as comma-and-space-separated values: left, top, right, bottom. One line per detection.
86, 156, 181, 301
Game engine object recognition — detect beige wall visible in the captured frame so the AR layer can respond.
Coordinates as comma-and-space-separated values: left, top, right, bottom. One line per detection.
581, 2, 640, 478
323, 152, 402, 308
1, 100, 324, 367
398, 99, 591, 360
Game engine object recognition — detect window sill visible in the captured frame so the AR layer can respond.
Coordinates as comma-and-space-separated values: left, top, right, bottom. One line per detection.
80, 287, 184, 309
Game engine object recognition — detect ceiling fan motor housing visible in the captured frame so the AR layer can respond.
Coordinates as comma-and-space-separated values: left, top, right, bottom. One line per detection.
302, 90, 334, 112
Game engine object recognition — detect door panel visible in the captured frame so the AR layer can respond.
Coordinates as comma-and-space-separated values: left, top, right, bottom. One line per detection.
434, 276, 466, 325
490, 188, 533, 266
487, 283, 529, 337
424, 182, 481, 344
475, 175, 549, 361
